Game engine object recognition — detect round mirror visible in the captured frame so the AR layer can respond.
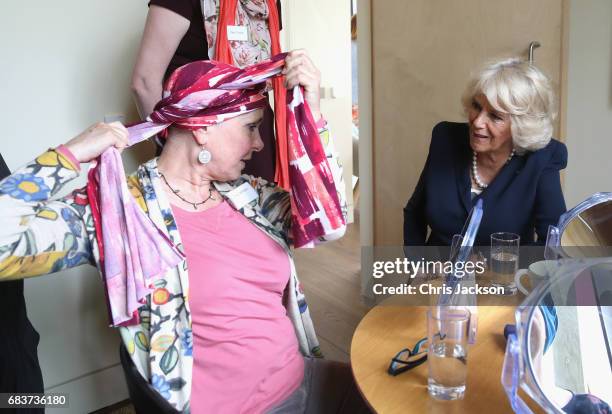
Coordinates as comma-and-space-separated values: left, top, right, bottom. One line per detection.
551, 193, 612, 258
526, 263, 612, 413
561, 199, 612, 247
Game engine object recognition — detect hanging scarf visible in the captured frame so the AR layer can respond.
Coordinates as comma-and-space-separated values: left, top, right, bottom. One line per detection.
87, 54, 344, 327
202, 0, 289, 189
201, 0, 277, 66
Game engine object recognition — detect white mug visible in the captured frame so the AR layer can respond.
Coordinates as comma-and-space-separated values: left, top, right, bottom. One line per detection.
514, 260, 557, 295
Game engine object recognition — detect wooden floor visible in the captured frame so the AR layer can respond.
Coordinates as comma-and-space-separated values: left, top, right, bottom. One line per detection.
293, 218, 369, 363
99, 218, 367, 413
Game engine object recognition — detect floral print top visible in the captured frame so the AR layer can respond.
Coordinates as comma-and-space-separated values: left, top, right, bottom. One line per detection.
0, 125, 346, 413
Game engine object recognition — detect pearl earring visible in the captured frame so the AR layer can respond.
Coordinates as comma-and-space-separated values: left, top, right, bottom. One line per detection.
198, 147, 212, 164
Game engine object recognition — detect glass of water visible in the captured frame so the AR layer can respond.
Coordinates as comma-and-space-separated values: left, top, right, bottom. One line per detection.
490, 232, 520, 295
427, 306, 471, 400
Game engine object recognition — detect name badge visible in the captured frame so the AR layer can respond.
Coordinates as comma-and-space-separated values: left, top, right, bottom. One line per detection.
227, 25, 249, 41
226, 182, 258, 209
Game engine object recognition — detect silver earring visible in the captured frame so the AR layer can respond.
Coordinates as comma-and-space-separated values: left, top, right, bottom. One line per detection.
198, 148, 212, 164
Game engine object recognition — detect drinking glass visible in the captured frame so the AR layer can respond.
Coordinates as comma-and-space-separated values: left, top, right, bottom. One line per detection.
427, 306, 471, 400
490, 232, 520, 295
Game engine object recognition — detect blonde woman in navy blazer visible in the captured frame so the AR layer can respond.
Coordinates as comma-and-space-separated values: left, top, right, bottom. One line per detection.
404, 58, 567, 247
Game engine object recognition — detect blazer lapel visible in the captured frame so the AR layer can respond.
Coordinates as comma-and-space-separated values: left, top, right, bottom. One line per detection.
481, 155, 523, 201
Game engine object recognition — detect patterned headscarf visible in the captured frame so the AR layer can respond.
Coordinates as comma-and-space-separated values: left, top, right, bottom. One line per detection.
88, 54, 344, 326
128, 53, 285, 145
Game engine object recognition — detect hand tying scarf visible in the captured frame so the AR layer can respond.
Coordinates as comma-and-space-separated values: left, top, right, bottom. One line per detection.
87, 53, 344, 327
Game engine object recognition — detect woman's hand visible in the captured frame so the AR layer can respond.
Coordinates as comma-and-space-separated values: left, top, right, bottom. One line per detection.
282, 50, 322, 122
64, 122, 129, 163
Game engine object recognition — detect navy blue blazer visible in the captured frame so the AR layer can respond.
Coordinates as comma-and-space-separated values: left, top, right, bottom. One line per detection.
403, 122, 568, 246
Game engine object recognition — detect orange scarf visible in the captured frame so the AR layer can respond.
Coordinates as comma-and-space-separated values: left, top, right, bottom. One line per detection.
214, 0, 289, 189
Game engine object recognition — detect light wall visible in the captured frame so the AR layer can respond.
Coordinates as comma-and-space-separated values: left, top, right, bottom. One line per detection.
565, 0, 612, 207
281, 0, 354, 222
0, 1, 149, 412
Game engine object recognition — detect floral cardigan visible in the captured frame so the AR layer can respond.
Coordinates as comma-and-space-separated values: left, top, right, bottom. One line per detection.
0, 126, 346, 412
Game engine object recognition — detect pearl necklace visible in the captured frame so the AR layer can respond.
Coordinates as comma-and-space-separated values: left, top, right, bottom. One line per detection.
471, 150, 515, 189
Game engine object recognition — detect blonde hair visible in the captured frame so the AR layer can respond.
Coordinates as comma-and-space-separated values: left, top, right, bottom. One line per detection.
462, 58, 556, 154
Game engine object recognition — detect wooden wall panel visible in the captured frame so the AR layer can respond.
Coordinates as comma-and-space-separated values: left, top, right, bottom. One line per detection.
372, 0, 563, 245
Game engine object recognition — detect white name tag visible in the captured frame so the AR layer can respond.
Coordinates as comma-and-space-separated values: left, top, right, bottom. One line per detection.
226, 182, 258, 209
227, 25, 249, 41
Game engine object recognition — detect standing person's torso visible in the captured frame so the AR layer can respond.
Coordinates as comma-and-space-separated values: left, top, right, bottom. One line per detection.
149, 0, 209, 81
150, 0, 283, 81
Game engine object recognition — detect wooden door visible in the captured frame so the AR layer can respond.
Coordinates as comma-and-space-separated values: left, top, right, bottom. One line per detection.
371, 0, 565, 245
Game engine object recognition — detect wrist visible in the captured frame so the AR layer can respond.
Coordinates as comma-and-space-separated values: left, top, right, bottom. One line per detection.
56, 144, 81, 171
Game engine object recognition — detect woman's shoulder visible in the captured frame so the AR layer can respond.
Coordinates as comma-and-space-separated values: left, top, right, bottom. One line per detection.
221, 174, 270, 191
237, 174, 285, 192
429, 121, 469, 153
148, 0, 196, 20
432, 121, 469, 137
543, 138, 567, 159
528, 138, 568, 170
213, 175, 285, 200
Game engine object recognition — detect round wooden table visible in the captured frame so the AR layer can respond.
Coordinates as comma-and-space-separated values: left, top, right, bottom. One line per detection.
350, 304, 542, 414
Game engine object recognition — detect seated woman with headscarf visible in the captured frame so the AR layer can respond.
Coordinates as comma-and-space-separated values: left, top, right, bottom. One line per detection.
404, 58, 567, 248
0, 51, 370, 413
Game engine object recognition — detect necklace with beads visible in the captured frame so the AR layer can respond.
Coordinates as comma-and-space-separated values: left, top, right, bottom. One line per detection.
471, 150, 515, 189
159, 172, 216, 210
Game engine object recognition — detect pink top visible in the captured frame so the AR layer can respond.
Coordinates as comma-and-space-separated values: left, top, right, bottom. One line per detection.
173, 201, 304, 414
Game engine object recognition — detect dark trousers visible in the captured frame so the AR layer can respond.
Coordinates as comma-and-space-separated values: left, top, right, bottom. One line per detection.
119, 344, 178, 414
267, 357, 373, 414
121, 344, 372, 414
0, 283, 45, 414
0, 154, 45, 414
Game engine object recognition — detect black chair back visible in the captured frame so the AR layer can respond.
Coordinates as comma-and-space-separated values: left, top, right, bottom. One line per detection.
119, 343, 180, 414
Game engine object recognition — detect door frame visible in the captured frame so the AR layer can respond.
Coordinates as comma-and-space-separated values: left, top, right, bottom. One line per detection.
357, 0, 373, 246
